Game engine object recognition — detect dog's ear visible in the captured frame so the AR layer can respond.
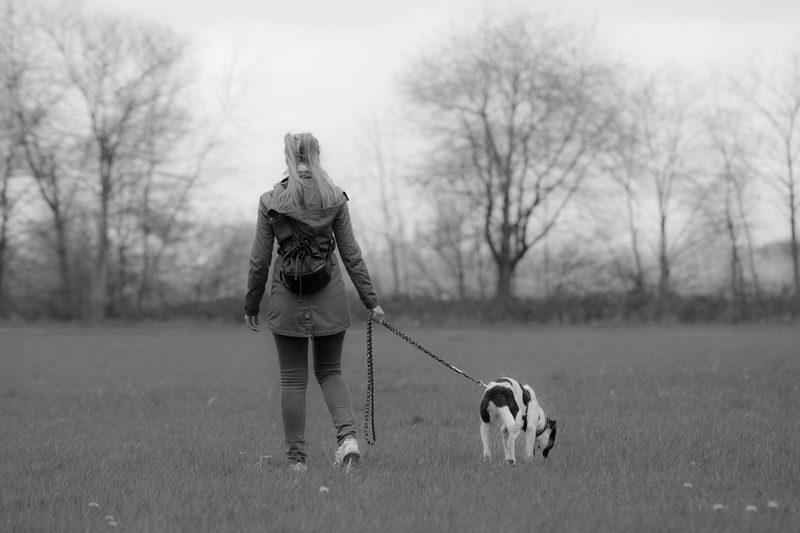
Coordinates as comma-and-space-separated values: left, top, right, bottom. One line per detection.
542, 418, 557, 458
522, 386, 531, 406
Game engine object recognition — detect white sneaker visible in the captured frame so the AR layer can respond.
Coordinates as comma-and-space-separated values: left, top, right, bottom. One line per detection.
289, 462, 307, 473
333, 437, 360, 468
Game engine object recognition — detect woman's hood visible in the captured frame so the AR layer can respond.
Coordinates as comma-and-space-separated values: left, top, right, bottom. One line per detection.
265, 178, 348, 224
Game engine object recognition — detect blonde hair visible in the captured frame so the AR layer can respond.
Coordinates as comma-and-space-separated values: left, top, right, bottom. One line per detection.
275, 132, 342, 211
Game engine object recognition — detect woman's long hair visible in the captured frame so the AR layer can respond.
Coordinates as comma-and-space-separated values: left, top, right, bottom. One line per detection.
275, 132, 342, 211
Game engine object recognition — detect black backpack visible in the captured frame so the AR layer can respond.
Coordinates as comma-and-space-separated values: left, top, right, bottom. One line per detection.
269, 211, 335, 295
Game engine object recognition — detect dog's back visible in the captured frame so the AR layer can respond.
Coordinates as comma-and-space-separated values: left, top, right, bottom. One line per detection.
480, 378, 530, 432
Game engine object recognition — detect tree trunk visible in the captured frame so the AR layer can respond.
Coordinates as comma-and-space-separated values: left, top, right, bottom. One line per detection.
91, 218, 109, 319
723, 180, 747, 321
625, 185, 645, 293
791, 211, 800, 317
0, 164, 10, 312
91, 154, 112, 320
735, 179, 763, 313
388, 241, 401, 296
657, 213, 670, 318
790, 183, 799, 316
53, 216, 72, 317
728, 229, 745, 321
495, 259, 513, 301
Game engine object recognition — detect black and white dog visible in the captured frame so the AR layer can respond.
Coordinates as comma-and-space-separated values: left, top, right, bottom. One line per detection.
480, 377, 557, 465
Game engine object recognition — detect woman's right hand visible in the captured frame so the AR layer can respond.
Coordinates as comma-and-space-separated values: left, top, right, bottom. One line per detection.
369, 305, 385, 325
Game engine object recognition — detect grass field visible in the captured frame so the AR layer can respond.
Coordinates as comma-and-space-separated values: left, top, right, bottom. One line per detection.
1, 321, 799, 532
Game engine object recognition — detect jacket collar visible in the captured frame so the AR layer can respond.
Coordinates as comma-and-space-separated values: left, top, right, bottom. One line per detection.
267, 179, 347, 216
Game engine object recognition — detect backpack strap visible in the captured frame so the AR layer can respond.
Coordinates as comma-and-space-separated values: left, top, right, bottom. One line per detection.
267, 210, 335, 256
266, 209, 296, 246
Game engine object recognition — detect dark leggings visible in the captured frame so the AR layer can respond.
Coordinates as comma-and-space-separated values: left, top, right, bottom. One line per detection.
273, 331, 356, 464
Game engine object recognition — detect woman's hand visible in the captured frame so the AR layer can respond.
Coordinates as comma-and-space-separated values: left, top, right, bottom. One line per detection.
369, 305, 385, 325
245, 314, 260, 332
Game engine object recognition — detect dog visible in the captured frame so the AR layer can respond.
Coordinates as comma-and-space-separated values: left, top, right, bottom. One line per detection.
480, 377, 557, 465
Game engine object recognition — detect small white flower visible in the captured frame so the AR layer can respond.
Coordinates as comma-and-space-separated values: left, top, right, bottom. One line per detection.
319, 486, 329, 493
108, 521, 118, 527
207, 397, 216, 406
745, 505, 758, 512
683, 483, 693, 488
88, 502, 100, 508
767, 501, 779, 508
104, 515, 114, 521
712, 504, 725, 511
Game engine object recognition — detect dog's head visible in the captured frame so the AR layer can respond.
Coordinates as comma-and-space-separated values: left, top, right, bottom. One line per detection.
538, 417, 557, 458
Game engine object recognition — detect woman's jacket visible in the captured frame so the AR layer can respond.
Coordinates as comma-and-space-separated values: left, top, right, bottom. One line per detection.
245, 177, 378, 337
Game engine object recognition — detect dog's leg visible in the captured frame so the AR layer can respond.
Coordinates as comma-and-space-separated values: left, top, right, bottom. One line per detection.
495, 406, 519, 465
504, 428, 519, 465
523, 430, 536, 462
480, 422, 492, 460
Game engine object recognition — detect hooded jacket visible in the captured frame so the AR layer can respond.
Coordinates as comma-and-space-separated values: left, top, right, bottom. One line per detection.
245, 175, 378, 337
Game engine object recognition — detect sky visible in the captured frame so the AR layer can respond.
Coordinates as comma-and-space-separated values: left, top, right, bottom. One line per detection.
83, 0, 800, 225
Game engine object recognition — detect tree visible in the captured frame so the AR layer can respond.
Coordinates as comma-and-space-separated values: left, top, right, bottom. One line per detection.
403, 13, 619, 300
356, 118, 408, 295
625, 73, 707, 317
422, 201, 480, 299
735, 52, 800, 315
0, 0, 33, 311
46, 8, 197, 318
0, 104, 20, 312
598, 93, 649, 296
704, 100, 763, 319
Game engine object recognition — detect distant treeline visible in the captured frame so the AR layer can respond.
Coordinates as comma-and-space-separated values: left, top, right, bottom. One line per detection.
7, 291, 790, 325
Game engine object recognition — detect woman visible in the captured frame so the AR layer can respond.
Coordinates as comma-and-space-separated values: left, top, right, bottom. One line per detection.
245, 132, 385, 473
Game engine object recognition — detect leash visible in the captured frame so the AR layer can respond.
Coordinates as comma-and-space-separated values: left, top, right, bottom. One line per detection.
364, 312, 486, 445
364, 314, 377, 445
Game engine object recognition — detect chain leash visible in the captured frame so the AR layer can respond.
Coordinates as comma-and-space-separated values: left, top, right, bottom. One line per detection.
364, 312, 486, 446
364, 313, 377, 445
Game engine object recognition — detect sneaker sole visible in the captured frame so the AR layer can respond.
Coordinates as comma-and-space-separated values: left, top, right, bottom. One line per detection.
343, 451, 360, 464
338, 451, 360, 470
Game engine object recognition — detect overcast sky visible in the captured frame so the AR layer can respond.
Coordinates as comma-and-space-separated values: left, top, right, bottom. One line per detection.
84, 0, 800, 221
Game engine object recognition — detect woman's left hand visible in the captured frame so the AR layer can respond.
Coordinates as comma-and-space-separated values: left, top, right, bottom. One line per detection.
245, 314, 260, 332
369, 305, 385, 325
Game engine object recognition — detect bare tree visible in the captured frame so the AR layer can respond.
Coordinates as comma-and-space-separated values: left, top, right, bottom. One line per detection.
118, 86, 220, 314
705, 100, 763, 319
0, 117, 20, 310
357, 119, 408, 296
19, 116, 80, 313
599, 96, 649, 295
13, 34, 80, 315
403, 13, 619, 300
0, 0, 32, 310
735, 52, 800, 314
421, 203, 474, 299
627, 73, 707, 317
46, 8, 196, 318
180, 221, 252, 304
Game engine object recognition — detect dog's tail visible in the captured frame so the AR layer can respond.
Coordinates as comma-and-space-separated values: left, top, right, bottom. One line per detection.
496, 406, 518, 431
